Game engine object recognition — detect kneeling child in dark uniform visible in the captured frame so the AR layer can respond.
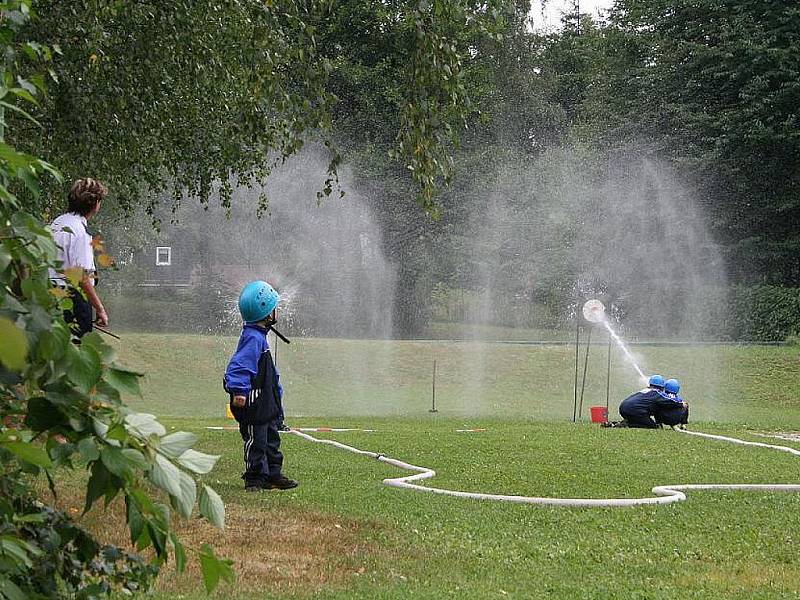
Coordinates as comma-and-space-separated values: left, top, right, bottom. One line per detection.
618, 374, 679, 428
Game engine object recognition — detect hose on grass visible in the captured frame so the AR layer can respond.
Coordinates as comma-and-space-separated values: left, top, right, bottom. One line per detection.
288, 428, 800, 508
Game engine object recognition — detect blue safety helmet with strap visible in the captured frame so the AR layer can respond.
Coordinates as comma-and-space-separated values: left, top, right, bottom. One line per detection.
238, 280, 280, 323
648, 374, 665, 389
664, 378, 680, 394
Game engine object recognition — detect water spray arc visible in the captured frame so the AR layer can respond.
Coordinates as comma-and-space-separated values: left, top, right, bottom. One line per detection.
573, 298, 652, 421
584, 298, 647, 383
601, 320, 646, 383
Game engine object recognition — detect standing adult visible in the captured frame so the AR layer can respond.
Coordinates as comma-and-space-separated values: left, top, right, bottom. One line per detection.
49, 178, 109, 340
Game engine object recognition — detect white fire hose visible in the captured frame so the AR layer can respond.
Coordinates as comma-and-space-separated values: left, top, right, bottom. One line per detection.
288, 428, 800, 507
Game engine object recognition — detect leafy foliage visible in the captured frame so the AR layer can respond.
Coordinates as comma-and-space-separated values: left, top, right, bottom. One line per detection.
0, 2, 233, 596
13, 0, 504, 217
587, 0, 800, 285
728, 285, 800, 342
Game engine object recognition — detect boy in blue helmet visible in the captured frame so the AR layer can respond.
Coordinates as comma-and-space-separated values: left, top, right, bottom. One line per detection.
654, 378, 689, 429
224, 281, 298, 491
615, 375, 684, 428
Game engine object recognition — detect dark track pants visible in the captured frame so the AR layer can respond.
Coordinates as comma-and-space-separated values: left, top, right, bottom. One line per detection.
657, 407, 689, 427
619, 410, 660, 428
239, 422, 283, 483
62, 288, 93, 340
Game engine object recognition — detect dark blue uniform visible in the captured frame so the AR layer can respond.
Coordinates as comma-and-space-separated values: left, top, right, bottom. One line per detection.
619, 388, 685, 428
654, 393, 689, 426
224, 324, 285, 486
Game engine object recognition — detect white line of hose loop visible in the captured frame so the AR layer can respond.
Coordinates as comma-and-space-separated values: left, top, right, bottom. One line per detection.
288, 428, 800, 508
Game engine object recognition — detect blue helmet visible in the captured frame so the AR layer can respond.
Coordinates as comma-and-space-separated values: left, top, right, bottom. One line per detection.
664, 378, 680, 394
648, 374, 665, 389
238, 281, 280, 323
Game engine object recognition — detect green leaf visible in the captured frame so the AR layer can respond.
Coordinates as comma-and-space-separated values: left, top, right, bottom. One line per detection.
0, 294, 26, 314
0, 317, 27, 371
46, 386, 89, 409
124, 413, 166, 438
15, 77, 37, 97
106, 366, 143, 397
173, 469, 197, 519
104, 422, 127, 442
84, 461, 111, 514
67, 344, 102, 393
146, 520, 168, 558
10, 86, 36, 105
100, 446, 132, 480
199, 543, 235, 593
0, 100, 40, 125
0, 245, 11, 272
0, 536, 40, 569
159, 431, 197, 459
170, 532, 187, 573
199, 484, 225, 529
0, 576, 28, 600
122, 448, 149, 470
126, 495, 145, 546
177, 449, 219, 474
94, 380, 121, 404
1, 440, 52, 468
81, 332, 116, 363
149, 453, 182, 498
77, 438, 100, 462
36, 324, 70, 361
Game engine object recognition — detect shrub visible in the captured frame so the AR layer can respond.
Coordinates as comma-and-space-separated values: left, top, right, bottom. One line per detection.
0, 4, 232, 596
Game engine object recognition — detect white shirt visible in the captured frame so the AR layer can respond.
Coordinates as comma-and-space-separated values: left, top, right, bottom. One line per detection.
48, 212, 95, 285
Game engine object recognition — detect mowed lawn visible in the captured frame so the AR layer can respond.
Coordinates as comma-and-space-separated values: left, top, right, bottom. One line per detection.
112, 333, 800, 426
80, 334, 800, 598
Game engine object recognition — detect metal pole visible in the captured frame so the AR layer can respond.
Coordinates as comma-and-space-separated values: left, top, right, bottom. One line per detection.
605, 332, 612, 410
578, 325, 592, 420
429, 359, 438, 413
573, 317, 580, 423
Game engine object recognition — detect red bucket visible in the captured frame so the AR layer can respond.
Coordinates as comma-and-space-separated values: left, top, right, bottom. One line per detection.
590, 406, 609, 424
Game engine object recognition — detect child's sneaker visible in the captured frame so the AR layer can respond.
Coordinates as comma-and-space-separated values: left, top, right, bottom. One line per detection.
267, 474, 299, 490
245, 479, 267, 492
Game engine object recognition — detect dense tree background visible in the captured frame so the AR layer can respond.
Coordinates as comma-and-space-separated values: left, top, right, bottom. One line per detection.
13, 0, 800, 340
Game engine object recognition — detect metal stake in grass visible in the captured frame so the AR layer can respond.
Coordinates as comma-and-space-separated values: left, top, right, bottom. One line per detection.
573, 316, 580, 423
578, 324, 592, 420
429, 359, 438, 413
605, 331, 612, 410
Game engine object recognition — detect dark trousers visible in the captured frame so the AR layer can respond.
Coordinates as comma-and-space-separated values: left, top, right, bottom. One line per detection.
239, 422, 283, 483
64, 288, 93, 339
657, 407, 689, 426
620, 410, 660, 428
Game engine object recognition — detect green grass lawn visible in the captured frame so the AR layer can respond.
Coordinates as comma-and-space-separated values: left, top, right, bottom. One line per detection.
111, 333, 800, 427
86, 334, 800, 598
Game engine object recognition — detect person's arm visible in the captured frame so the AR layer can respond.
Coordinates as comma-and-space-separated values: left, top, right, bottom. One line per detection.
72, 227, 107, 326
225, 332, 260, 406
79, 274, 108, 327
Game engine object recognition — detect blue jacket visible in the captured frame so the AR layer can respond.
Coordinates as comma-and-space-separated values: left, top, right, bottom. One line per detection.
224, 324, 283, 399
654, 391, 688, 425
619, 388, 680, 419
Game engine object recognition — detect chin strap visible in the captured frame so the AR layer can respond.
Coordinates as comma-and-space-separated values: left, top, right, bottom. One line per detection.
267, 325, 291, 344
